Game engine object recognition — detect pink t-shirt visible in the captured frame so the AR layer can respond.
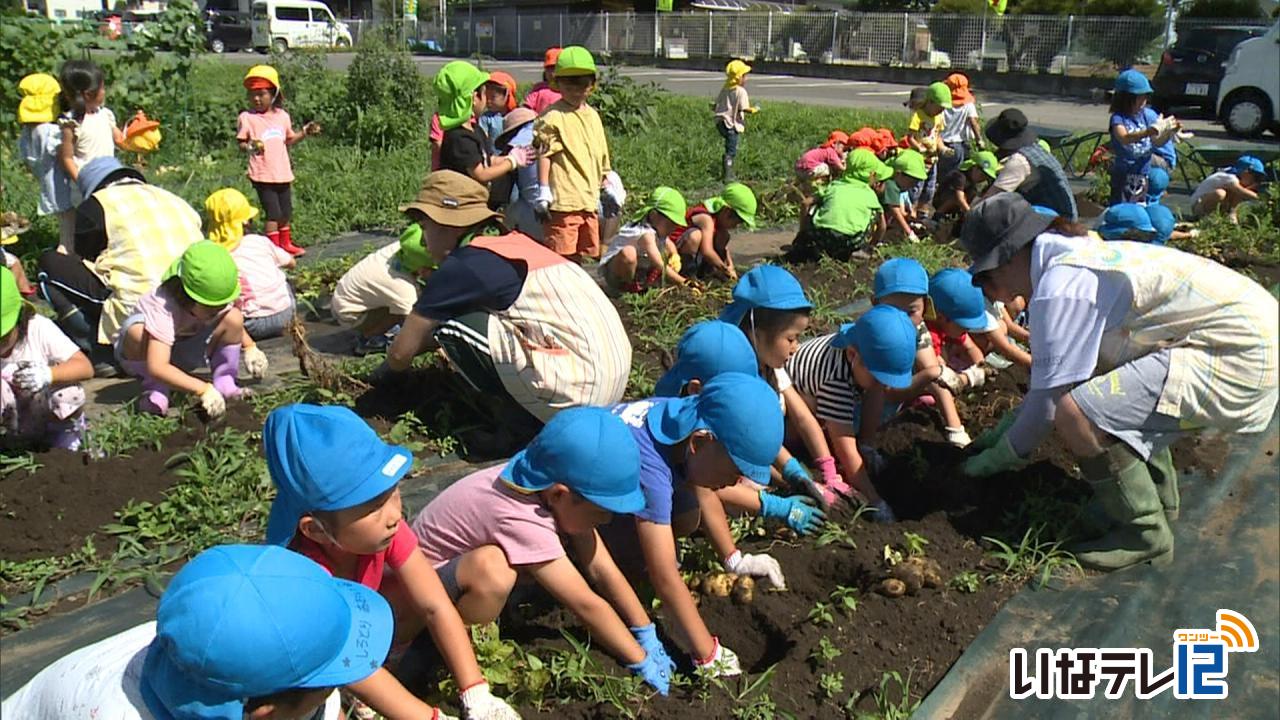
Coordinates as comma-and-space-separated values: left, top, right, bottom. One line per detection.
411, 464, 565, 568
293, 519, 418, 591
521, 83, 562, 116
232, 234, 293, 318
796, 147, 846, 174
134, 287, 227, 346
429, 113, 444, 171
237, 108, 294, 184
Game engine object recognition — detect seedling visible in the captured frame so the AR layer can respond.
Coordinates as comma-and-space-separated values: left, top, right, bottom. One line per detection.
818, 671, 845, 699
849, 669, 920, 720
984, 524, 1083, 589
949, 570, 982, 594
809, 636, 843, 665
807, 600, 835, 626
902, 531, 930, 557
815, 521, 855, 549
883, 544, 904, 567
829, 585, 859, 615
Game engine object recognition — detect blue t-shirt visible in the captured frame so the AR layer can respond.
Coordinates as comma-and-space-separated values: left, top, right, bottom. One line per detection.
1109, 107, 1157, 175
412, 245, 527, 321
477, 111, 505, 156
609, 400, 697, 525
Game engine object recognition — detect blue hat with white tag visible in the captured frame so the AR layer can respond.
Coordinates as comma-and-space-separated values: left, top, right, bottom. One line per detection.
264, 404, 414, 545
1097, 203, 1156, 241
503, 407, 644, 514
873, 257, 928, 299
1231, 155, 1265, 176
654, 320, 759, 397
929, 268, 988, 332
719, 265, 813, 326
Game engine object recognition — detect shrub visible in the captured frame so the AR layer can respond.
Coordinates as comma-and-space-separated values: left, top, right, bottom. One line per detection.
1180, 0, 1267, 19
590, 65, 664, 135
338, 37, 431, 151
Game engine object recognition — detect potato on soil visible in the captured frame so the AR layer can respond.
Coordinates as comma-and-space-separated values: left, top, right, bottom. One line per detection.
731, 576, 755, 604
878, 578, 907, 597
890, 557, 945, 594
703, 573, 736, 597
686, 575, 703, 593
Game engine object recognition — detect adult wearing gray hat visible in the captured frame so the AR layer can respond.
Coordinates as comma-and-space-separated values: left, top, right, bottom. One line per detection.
978, 109, 1077, 221
959, 193, 1277, 571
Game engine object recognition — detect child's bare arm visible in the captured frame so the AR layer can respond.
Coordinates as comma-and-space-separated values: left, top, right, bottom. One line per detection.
693, 216, 731, 277
857, 385, 886, 444
961, 334, 986, 367
696, 485, 745, 562
52, 350, 94, 385
395, 549, 485, 688
145, 336, 211, 396
386, 312, 440, 371
111, 124, 127, 148
714, 483, 764, 516
888, 206, 913, 236
528, 551, 646, 664
537, 155, 551, 186
348, 668, 446, 720
1228, 179, 1260, 201
981, 324, 1032, 368
636, 518, 714, 656
568, 529, 651, 629
58, 126, 78, 181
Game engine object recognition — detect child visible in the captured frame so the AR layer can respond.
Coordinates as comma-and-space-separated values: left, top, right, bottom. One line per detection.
477, 71, 517, 155
1145, 165, 1170, 206
904, 82, 951, 207
495, 107, 543, 240
56, 59, 125, 187
1191, 154, 1264, 222
205, 188, 295, 345
1, 266, 92, 450
115, 241, 246, 419
237, 65, 319, 257
0, 245, 34, 298
795, 130, 849, 194
785, 305, 919, 522
265, 404, 521, 720
1096, 203, 1157, 242
791, 149, 894, 261
533, 47, 611, 261
331, 227, 436, 356
932, 150, 1001, 220
1144, 202, 1178, 246
411, 407, 674, 695
938, 73, 983, 179
930, 268, 1031, 371
0, 544, 395, 720
654, 319, 759, 398
435, 61, 530, 210
601, 373, 784, 677
18, 73, 75, 255
879, 149, 929, 243
713, 59, 759, 182
600, 186, 689, 294
1108, 69, 1180, 204
671, 183, 757, 281
521, 47, 563, 114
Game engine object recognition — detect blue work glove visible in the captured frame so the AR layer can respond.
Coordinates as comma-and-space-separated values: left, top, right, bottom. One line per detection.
626, 631, 673, 695
759, 491, 826, 535
963, 435, 1028, 477
781, 457, 828, 509
630, 625, 675, 672
971, 410, 1018, 451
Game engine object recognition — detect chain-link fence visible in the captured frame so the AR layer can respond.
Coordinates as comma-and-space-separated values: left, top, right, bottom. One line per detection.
397, 11, 1271, 76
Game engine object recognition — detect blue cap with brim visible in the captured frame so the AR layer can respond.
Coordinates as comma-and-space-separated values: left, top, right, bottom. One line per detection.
77, 156, 144, 197
645, 372, 782, 485
654, 320, 759, 397
1097, 203, 1156, 241
139, 544, 393, 720
1145, 203, 1175, 245
1147, 166, 1170, 201
873, 257, 928, 299
831, 305, 917, 388
502, 407, 644, 514
1114, 69, 1153, 95
264, 404, 414, 545
1231, 155, 1265, 176
719, 265, 813, 326
928, 268, 988, 332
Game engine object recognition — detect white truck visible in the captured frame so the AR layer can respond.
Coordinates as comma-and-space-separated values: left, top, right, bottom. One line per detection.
26, 0, 102, 21
1217, 19, 1280, 138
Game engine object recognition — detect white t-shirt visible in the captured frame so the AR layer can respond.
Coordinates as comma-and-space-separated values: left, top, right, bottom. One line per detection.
64, 107, 118, 169
0, 314, 81, 377
992, 153, 1034, 192
601, 221, 657, 266
1190, 171, 1239, 206
1, 622, 340, 720
330, 241, 420, 327
774, 367, 792, 414
940, 103, 978, 144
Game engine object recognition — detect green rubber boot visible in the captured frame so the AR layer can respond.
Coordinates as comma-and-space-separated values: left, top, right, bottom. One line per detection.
1071, 444, 1173, 571
1146, 446, 1179, 521
1071, 493, 1114, 541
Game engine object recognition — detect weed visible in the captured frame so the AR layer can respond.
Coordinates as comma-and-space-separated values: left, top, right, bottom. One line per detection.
830, 585, 860, 615
949, 570, 983, 594
808, 600, 835, 626
0, 453, 42, 477
711, 665, 796, 720
872, 239, 965, 274
902, 531, 930, 557
983, 524, 1083, 590
819, 671, 846, 700
86, 406, 181, 456
810, 636, 843, 666
849, 669, 920, 720
814, 521, 856, 550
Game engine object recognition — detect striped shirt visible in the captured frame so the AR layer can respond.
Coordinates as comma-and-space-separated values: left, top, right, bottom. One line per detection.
785, 334, 862, 427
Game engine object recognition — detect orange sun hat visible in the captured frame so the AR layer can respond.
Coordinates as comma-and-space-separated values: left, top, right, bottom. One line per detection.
944, 73, 973, 106
821, 130, 850, 148
486, 71, 518, 112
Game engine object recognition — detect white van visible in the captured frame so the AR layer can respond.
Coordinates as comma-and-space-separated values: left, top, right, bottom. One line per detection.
251, 0, 352, 52
1216, 20, 1279, 138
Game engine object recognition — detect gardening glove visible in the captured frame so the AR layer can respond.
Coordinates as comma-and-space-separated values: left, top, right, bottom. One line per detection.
1173, 129, 1195, 143
243, 344, 269, 379
198, 383, 226, 419
725, 549, 786, 590
303, 121, 322, 136
627, 649, 673, 695
780, 457, 826, 507
962, 435, 1028, 478
759, 491, 825, 535
533, 184, 554, 223
961, 365, 987, 389
631, 624, 676, 672
906, 230, 921, 243
938, 365, 964, 394
504, 145, 533, 170
13, 361, 52, 394
693, 637, 742, 678
971, 410, 1018, 451
870, 498, 897, 524
459, 681, 520, 720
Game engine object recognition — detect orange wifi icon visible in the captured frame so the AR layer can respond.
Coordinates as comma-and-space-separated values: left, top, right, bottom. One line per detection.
1216, 610, 1259, 652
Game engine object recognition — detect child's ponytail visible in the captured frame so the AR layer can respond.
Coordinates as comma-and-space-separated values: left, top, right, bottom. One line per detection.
58, 60, 105, 121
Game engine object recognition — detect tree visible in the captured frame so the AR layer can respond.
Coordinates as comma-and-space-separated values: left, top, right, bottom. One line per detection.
1179, 0, 1266, 19
1080, 0, 1164, 67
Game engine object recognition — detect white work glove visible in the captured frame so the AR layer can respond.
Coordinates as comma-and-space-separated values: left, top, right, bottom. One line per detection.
505, 145, 533, 170
459, 682, 520, 720
961, 364, 986, 389
198, 383, 226, 419
693, 637, 742, 678
1173, 129, 1195, 144
13, 361, 52, 394
725, 549, 786, 590
533, 184, 554, 223
938, 365, 964, 394
906, 230, 921, 243
243, 345, 269, 379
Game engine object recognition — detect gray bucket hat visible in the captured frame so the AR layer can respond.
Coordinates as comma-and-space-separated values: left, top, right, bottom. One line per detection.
960, 193, 1055, 275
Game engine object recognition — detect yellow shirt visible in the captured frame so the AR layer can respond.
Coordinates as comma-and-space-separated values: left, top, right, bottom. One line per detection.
907, 109, 944, 156
534, 100, 611, 213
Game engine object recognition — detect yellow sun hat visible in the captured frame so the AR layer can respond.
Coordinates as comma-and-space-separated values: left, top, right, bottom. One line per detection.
18, 73, 61, 125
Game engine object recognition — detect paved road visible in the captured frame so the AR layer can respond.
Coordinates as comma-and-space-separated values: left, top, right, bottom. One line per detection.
216, 52, 1278, 146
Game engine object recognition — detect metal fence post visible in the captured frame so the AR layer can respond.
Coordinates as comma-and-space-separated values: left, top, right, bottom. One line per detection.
831, 12, 839, 61
558, 12, 563, 47
766, 11, 772, 59
604, 12, 609, 54
492, 15, 497, 54
516, 11, 521, 57
708, 12, 714, 57
900, 12, 908, 64
1063, 14, 1074, 75
654, 11, 660, 58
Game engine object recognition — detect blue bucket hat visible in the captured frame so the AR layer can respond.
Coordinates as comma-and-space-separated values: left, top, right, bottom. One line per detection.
1145, 203, 1175, 246
719, 265, 813, 326
1146, 166, 1170, 202
831, 305, 917, 388
140, 544, 393, 720
502, 407, 644, 514
873, 257, 928, 299
928, 268, 988, 332
1231, 155, 1265, 176
654, 320, 759, 397
1030, 205, 1059, 218
77, 156, 144, 197
1114, 69, 1153, 95
1097, 203, 1156, 241
264, 404, 414, 545
645, 372, 782, 485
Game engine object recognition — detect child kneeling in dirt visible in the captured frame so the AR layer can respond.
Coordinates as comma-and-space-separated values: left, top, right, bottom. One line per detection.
1, 544, 394, 720
204, 188, 296, 344
789, 148, 894, 262
115, 242, 248, 420
794, 131, 849, 199
599, 186, 690, 295
1, 266, 93, 450
331, 227, 435, 356
599, 373, 784, 678
931, 150, 1001, 221
930, 268, 1031, 371
1190, 154, 1265, 223
670, 183, 758, 282
877, 150, 929, 243
785, 305, 919, 523
411, 407, 675, 695
264, 403, 521, 720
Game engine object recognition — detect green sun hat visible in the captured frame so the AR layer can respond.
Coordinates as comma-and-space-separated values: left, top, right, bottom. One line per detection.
959, 150, 1002, 180
434, 60, 490, 131
892, 149, 929, 181
926, 82, 952, 108
1, 266, 20, 337
636, 186, 689, 228
847, 148, 895, 184
164, 241, 241, 307
555, 46, 598, 78
397, 223, 436, 273
707, 182, 758, 229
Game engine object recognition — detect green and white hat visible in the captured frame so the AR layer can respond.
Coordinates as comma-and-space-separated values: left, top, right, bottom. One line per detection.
164, 241, 241, 306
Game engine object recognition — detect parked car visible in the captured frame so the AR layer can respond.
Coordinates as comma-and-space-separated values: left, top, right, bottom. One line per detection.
1217, 20, 1280, 138
1151, 24, 1265, 114
251, 0, 351, 53
205, 9, 252, 53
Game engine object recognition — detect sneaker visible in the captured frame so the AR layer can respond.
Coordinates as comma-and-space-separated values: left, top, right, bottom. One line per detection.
353, 334, 389, 356
944, 426, 973, 448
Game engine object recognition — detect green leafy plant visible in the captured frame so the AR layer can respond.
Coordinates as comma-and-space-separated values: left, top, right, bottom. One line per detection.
949, 570, 983, 594
850, 669, 920, 720
815, 522, 856, 549
883, 544, 904, 567
0, 452, 42, 477
809, 636, 843, 666
86, 406, 181, 456
807, 600, 835, 626
902, 531, 931, 557
984, 524, 1083, 589
590, 64, 665, 135
830, 585, 860, 615
819, 671, 845, 700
